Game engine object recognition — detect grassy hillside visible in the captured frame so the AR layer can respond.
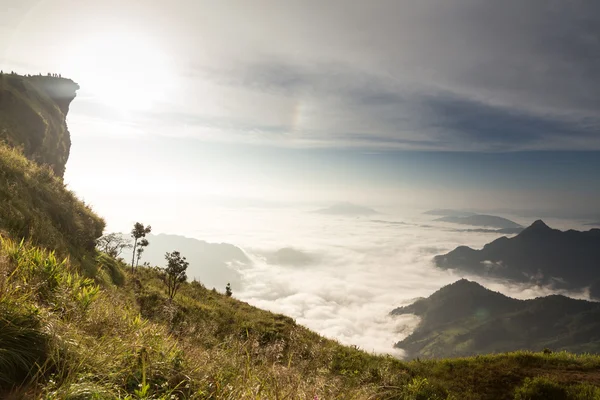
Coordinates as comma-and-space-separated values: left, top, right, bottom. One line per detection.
0, 143, 105, 270
2, 238, 600, 400
0, 73, 78, 177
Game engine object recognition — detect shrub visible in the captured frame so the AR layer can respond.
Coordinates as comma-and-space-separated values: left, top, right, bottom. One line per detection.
514, 376, 568, 400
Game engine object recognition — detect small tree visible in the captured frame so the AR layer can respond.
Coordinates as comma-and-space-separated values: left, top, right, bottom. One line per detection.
164, 251, 188, 300
131, 222, 151, 272
97, 233, 132, 258
225, 283, 233, 297
135, 238, 149, 268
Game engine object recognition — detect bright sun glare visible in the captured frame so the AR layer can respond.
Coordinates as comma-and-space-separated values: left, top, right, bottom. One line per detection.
62, 32, 175, 111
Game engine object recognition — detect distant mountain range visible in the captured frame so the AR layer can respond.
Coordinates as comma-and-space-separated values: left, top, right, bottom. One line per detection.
434, 214, 522, 229
423, 209, 477, 217
392, 279, 600, 358
453, 227, 524, 234
434, 220, 600, 295
314, 202, 378, 216
137, 233, 250, 291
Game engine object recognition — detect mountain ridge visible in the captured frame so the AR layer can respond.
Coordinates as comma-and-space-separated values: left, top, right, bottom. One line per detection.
435, 214, 522, 229
434, 220, 600, 295
392, 279, 600, 359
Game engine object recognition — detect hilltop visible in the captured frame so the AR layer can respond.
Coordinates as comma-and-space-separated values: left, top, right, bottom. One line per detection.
392, 279, 600, 359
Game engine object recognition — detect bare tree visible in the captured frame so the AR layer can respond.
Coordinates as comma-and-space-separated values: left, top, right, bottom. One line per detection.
164, 251, 188, 300
97, 233, 132, 258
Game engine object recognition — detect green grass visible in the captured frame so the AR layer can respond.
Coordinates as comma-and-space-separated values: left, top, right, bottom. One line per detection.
0, 143, 105, 272
1, 236, 600, 399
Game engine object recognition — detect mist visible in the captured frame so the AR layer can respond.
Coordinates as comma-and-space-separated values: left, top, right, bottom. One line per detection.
138, 206, 591, 357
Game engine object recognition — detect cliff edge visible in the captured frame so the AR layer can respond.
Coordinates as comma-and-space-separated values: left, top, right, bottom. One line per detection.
0, 72, 79, 177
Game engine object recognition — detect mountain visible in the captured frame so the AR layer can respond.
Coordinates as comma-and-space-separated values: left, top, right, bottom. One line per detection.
434, 220, 600, 295
0, 73, 79, 177
314, 202, 378, 216
435, 214, 522, 229
424, 209, 477, 217
392, 279, 600, 358
136, 233, 250, 291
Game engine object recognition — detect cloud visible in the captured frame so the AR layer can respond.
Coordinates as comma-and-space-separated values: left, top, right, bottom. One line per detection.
10, 0, 597, 150
174, 208, 591, 357
163, 0, 600, 151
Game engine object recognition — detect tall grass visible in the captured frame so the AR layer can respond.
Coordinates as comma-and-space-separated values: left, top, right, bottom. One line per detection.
2, 236, 600, 399
0, 143, 105, 270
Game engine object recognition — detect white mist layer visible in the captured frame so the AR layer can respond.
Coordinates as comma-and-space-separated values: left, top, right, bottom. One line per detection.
166, 207, 587, 357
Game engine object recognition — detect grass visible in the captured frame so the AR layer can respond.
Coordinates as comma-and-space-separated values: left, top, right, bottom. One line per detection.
1, 236, 600, 399
0, 143, 105, 272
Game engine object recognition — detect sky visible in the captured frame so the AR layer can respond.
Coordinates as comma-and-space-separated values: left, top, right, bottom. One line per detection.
1, 0, 600, 225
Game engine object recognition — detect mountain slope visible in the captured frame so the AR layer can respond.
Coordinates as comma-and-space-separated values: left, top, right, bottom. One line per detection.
434, 220, 600, 295
4, 238, 600, 400
392, 280, 600, 358
0, 73, 79, 177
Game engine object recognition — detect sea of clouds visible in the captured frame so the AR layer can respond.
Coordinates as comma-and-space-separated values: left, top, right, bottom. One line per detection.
170, 207, 589, 357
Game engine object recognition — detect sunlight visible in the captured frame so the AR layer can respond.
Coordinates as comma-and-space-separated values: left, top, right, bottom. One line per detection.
61, 31, 175, 111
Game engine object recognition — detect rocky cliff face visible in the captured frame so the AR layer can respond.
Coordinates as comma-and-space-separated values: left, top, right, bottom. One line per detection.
0, 73, 79, 177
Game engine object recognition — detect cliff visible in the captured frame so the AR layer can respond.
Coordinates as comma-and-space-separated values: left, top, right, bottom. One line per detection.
0, 73, 79, 177
0, 72, 103, 269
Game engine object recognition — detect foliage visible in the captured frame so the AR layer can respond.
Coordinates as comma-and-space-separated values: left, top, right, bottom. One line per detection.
225, 282, 232, 297
514, 377, 568, 400
135, 238, 149, 268
163, 251, 188, 299
130, 223, 151, 272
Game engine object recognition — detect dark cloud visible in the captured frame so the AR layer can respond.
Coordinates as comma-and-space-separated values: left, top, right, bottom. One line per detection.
201, 0, 600, 150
